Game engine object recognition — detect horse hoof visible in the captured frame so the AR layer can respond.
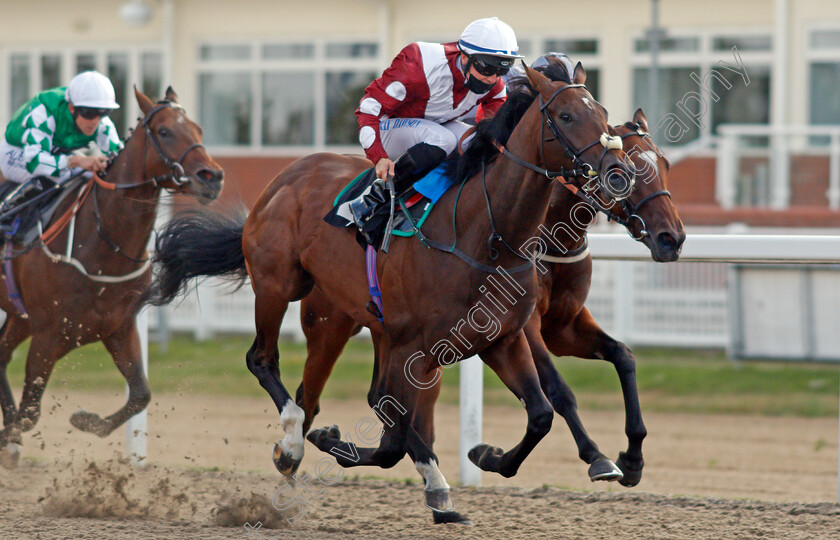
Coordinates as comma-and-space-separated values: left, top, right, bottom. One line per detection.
616, 451, 644, 487
588, 458, 623, 482
0, 442, 21, 469
70, 410, 111, 438
467, 443, 504, 474
272, 442, 302, 476
424, 488, 454, 512
306, 425, 341, 449
432, 509, 473, 526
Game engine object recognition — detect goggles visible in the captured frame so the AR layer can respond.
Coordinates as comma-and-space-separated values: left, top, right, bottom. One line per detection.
75, 107, 111, 120
470, 56, 510, 77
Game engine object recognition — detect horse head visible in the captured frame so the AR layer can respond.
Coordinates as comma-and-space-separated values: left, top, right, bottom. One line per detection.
607, 109, 686, 262
134, 87, 224, 203
523, 63, 635, 196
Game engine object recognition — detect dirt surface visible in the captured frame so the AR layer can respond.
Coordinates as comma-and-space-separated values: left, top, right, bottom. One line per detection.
1, 390, 839, 538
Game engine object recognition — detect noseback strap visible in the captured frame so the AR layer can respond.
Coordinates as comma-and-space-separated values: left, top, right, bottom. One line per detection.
600, 133, 623, 150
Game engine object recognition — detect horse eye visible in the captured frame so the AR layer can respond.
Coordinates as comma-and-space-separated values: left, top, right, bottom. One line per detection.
158, 127, 171, 137
559, 113, 572, 123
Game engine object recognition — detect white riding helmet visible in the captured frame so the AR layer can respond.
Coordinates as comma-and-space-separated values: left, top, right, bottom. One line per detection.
458, 17, 523, 67
66, 71, 120, 109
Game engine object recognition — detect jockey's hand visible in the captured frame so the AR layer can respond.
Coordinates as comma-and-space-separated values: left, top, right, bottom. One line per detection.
375, 158, 395, 180
69, 155, 108, 174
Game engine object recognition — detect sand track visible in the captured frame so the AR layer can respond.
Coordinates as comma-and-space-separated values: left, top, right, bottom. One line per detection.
0, 390, 838, 538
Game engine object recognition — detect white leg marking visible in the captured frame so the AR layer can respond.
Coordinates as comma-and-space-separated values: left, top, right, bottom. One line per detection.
279, 399, 306, 461
415, 459, 450, 492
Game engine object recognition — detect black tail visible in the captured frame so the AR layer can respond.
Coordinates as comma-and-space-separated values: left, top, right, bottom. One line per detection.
147, 208, 248, 306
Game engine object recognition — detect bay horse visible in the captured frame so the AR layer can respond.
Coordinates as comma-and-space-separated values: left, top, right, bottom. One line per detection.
149, 64, 635, 513
291, 108, 685, 521
0, 87, 223, 467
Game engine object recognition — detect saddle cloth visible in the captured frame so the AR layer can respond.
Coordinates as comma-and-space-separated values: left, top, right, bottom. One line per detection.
324, 164, 457, 250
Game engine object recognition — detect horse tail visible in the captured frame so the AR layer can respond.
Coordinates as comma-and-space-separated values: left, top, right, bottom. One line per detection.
147, 208, 248, 306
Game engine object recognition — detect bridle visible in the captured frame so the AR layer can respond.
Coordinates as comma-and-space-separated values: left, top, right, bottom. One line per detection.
96, 100, 205, 191
495, 84, 623, 182
594, 126, 672, 240
495, 84, 671, 242
421, 83, 628, 273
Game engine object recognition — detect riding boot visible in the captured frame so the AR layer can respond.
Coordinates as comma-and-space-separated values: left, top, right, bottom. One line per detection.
346, 142, 448, 230
347, 177, 389, 228
392, 142, 448, 195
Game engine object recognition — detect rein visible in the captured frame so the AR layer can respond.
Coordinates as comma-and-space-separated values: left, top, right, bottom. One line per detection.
397, 175, 533, 275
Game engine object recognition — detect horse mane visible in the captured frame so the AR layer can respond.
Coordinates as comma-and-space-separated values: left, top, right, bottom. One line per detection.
450, 63, 573, 182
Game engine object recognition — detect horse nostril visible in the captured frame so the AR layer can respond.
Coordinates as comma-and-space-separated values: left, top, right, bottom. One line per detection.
197, 168, 223, 183
657, 232, 678, 251
604, 166, 634, 198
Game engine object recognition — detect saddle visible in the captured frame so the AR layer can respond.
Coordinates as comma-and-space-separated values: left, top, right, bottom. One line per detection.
0, 176, 80, 253
324, 165, 455, 250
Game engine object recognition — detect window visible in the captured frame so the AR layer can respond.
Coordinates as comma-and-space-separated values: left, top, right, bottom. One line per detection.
545, 38, 598, 55
630, 32, 772, 146
810, 29, 840, 49
262, 72, 314, 145
6, 48, 164, 138
633, 66, 701, 143
9, 54, 29, 115
197, 40, 380, 151
712, 36, 771, 52
808, 29, 840, 128
810, 63, 840, 126
200, 72, 252, 146
635, 36, 700, 53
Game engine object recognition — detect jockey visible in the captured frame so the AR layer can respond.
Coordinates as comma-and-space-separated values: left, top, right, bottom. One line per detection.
342, 17, 523, 234
0, 70, 123, 226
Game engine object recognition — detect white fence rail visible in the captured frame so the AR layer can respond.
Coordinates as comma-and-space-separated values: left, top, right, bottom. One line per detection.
148, 234, 840, 352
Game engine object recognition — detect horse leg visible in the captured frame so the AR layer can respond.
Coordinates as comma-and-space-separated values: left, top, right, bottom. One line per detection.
246, 281, 313, 477
524, 316, 622, 482
296, 292, 361, 435
0, 317, 31, 468
307, 339, 415, 470
408, 380, 471, 523
8, 333, 75, 466
468, 331, 553, 478
69, 321, 151, 438
543, 306, 646, 487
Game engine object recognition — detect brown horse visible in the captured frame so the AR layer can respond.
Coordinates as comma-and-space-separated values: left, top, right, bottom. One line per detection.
149, 64, 635, 512
292, 109, 685, 520
0, 87, 223, 467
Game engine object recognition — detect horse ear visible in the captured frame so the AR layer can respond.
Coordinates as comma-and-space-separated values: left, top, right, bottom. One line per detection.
134, 85, 154, 115
633, 108, 649, 132
165, 86, 179, 103
573, 62, 587, 85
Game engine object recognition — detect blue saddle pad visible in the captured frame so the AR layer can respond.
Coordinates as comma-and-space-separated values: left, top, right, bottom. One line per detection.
412, 165, 456, 204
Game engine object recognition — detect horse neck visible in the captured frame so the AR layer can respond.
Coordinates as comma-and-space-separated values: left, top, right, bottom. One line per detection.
466, 109, 558, 258
84, 134, 160, 259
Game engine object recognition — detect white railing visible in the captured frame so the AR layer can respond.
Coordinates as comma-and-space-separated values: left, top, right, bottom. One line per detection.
716, 124, 840, 210
148, 233, 839, 352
